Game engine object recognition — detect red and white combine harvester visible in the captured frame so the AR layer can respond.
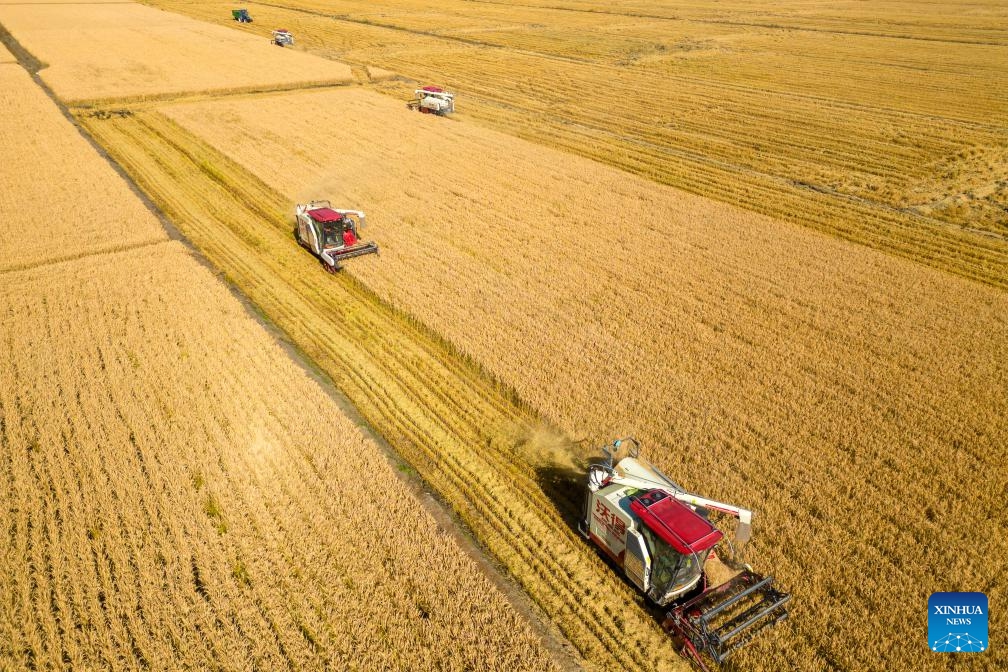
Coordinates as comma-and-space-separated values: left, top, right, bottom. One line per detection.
581, 438, 790, 670
272, 29, 293, 47
295, 201, 378, 272
407, 86, 455, 115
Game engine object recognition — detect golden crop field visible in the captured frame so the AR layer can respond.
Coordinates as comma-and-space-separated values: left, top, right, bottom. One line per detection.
0, 243, 560, 670
0, 64, 165, 272
0, 2, 353, 104
0, 42, 14, 63
146, 0, 1008, 288
80, 107, 696, 671
4, 0, 1006, 670
83, 89, 1008, 670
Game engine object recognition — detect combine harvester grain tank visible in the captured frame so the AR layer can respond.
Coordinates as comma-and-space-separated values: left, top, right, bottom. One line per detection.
581, 437, 791, 670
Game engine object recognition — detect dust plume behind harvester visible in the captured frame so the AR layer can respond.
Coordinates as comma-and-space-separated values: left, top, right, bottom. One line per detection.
581, 438, 790, 670
295, 200, 378, 272
407, 86, 455, 116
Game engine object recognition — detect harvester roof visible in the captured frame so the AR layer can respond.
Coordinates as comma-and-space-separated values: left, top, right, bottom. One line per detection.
630, 489, 723, 555
307, 207, 343, 223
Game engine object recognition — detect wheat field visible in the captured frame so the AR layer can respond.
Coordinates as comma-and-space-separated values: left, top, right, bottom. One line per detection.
0, 2, 353, 104
146, 0, 1008, 288
0, 243, 560, 670
149, 87, 1008, 670
0, 43, 14, 63
0, 64, 165, 272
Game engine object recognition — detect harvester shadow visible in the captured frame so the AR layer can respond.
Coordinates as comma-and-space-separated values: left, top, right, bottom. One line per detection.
532, 461, 745, 672
532, 462, 671, 617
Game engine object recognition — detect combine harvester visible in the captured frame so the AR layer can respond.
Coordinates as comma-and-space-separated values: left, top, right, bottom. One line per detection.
295, 201, 378, 272
231, 8, 252, 23
581, 438, 790, 670
272, 29, 294, 47
407, 86, 455, 116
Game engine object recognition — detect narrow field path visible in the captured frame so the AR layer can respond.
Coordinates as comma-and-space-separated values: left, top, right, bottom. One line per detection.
80, 109, 705, 671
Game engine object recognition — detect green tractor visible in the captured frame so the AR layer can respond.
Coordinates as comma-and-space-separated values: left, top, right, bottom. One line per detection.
232, 8, 252, 23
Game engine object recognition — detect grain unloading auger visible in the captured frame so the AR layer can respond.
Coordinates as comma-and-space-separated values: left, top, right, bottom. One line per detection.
295, 201, 378, 272
580, 438, 790, 670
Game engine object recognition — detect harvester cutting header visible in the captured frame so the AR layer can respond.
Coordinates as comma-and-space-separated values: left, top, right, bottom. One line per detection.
581, 438, 790, 669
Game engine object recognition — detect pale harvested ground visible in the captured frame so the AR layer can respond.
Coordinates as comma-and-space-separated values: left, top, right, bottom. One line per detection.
0, 65, 165, 271
164, 86, 1008, 670
0, 2, 353, 103
0, 43, 14, 63
0, 243, 559, 671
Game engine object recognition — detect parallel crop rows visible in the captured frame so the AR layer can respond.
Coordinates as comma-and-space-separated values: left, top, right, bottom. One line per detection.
147, 0, 1008, 286
0, 244, 557, 670
80, 109, 699, 671
150, 87, 1008, 671
0, 26, 562, 669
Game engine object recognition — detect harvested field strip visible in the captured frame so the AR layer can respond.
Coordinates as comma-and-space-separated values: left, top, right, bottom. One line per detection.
0, 243, 558, 670
0, 2, 353, 102
80, 109, 709, 670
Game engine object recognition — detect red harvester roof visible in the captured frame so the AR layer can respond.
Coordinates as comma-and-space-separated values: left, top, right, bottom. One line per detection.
308, 207, 343, 223
422, 86, 443, 92
630, 490, 723, 555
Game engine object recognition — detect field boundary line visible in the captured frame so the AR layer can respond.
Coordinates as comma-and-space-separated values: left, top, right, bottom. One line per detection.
465, 89, 1008, 263
0, 239, 170, 276
68, 78, 357, 109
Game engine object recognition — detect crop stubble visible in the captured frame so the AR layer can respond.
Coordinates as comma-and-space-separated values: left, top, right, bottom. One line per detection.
0, 2, 353, 103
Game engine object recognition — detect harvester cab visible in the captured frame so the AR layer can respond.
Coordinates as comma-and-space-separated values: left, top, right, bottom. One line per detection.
232, 8, 252, 23
295, 200, 378, 272
581, 438, 790, 670
272, 29, 294, 47
407, 86, 455, 115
